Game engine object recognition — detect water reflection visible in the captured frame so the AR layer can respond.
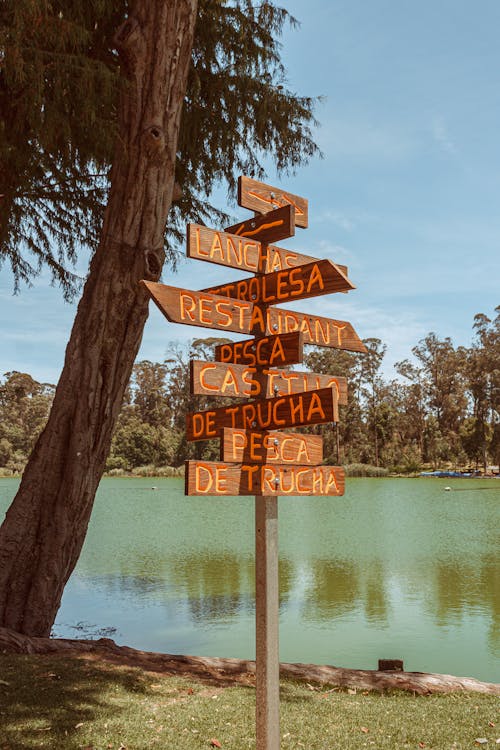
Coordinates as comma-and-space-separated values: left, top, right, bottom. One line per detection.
302, 558, 389, 624
431, 555, 499, 655
1, 477, 499, 680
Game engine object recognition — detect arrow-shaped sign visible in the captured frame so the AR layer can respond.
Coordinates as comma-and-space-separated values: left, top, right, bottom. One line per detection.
189, 360, 348, 402
238, 176, 308, 228
187, 223, 349, 277
203, 259, 354, 304
185, 461, 344, 496
225, 204, 295, 244
186, 387, 338, 441
141, 282, 367, 353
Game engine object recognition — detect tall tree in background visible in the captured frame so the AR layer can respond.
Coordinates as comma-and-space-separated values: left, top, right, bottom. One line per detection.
0, 1, 320, 636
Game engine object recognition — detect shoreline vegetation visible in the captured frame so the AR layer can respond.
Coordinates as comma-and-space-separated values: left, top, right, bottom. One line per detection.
2, 462, 500, 480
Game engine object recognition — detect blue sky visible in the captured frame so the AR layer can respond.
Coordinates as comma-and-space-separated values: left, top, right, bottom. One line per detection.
1, 0, 499, 384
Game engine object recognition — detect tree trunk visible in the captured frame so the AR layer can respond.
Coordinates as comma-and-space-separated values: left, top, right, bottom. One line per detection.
0, 629, 498, 696
0, 0, 198, 637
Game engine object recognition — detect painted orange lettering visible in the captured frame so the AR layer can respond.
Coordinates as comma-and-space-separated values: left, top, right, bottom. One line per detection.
262, 466, 276, 494
225, 405, 240, 428
215, 466, 228, 493
210, 233, 224, 260
241, 464, 259, 492
199, 364, 219, 392
180, 292, 196, 321
280, 468, 295, 494
307, 392, 327, 422
250, 432, 263, 461
221, 367, 239, 394
272, 397, 286, 427
249, 304, 265, 334
191, 413, 205, 438
296, 468, 311, 493
195, 226, 209, 257
215, 299, 232, 327
325, 469, 339, 494
297, 439, 311, 463
314, 317, 330, 345
206, 412, 217, 437
231, 429, 247, 460
288, 266, 304, 297
243, 242, 259, 270
195, 464, 214, 493
269, 336, 285, 365
281, 437, 295, 462
242, 403, 256, 429
307, 263, 324, 293
199, 298, 212, 324
227, 236, 243, 266
242, 367, 260, 396
289, 394, 304, 423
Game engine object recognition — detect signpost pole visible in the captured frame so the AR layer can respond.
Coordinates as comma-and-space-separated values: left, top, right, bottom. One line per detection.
255, 494, 280, 750
255, 232, 280, 750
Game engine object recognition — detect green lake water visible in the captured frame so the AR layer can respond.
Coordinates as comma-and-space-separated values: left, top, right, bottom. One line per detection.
1, 477, 499, 682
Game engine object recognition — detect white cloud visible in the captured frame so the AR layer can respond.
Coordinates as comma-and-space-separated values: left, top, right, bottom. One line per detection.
431, 115, 457, 154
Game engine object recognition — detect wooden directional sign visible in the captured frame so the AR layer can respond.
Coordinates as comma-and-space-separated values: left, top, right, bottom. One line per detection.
225, 204, 295, 244
190, 360, 348, 403
204, 259, 354, 304
185, 461, 344, 496
221, 428, 323, 465
214, 332, 303, 367
141, 282, 367, 353
187, 224, 349, 277
238, 176, 309, 229
186, 387, 338, 441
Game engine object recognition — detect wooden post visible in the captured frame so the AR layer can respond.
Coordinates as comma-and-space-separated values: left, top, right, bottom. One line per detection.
255, 494, 280, 750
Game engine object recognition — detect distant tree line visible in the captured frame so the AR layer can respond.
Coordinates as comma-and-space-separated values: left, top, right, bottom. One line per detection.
1, 307, 498, 476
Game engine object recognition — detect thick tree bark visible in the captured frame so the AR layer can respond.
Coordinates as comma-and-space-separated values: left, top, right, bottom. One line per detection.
0, 1, 198, 636
0, 629, 498, 696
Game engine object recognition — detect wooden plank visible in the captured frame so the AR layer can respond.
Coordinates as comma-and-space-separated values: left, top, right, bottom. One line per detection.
186, 224, 348, 277
141, 282, 367, 353
204, 259, 354, 304
190, 360, 348, 404
238, 175, 308, 229
255, 495, 280, 750
221, 428, 323, 465
185, 460, 345, 496
225, 204, 295, 244
214, 332, 303, 367
186, 387, 338, 441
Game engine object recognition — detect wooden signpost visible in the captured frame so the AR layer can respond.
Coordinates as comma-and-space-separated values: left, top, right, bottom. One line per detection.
142, 176, 365, 750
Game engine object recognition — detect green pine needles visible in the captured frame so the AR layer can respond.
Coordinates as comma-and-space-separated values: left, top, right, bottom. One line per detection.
0, 0, 320, 299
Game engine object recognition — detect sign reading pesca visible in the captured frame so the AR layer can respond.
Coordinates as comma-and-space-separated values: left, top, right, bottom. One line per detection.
203, 259, 354, 305
190, 360, 348, 403
141, 282, 367, 353
225, 204, 295, 244
238, 175, 309, 229
214, 332, 303, 367
187, 224, 350, 276
186, 387, 338, 441
185, 461, 345, 496
221, 428, 323, 465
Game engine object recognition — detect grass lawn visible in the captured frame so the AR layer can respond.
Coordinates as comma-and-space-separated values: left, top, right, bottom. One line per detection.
0, 655, 498, 749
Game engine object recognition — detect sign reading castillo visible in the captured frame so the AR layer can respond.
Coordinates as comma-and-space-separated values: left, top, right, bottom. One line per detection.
141, 175, 366, 750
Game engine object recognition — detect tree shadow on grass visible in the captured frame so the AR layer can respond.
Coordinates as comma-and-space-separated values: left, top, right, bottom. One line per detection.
0, 653, 162, 750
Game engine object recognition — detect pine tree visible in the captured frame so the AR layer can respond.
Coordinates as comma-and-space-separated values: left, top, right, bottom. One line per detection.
1, 0, 319, 295
0, 1, 320, 637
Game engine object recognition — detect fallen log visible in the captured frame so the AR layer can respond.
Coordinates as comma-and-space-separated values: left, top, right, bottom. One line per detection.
0, 627, 498, 696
